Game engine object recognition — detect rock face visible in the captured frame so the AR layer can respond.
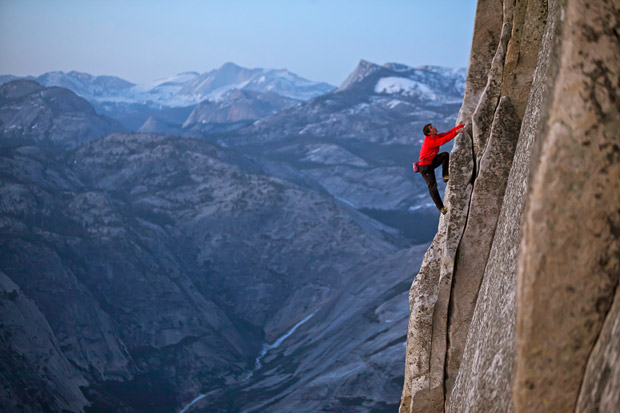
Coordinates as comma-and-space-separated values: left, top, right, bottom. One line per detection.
0, 271, 88, 412
181, 89, 299, 136
0, 80, 124, 149
400, 0, 620, 412
514, 0, 620, 410
137, 115, 183, 136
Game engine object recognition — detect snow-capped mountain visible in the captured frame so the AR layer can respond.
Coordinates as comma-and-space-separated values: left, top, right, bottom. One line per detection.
225, 60, 466, 147
1, 63, 335, 108
175, 62, 335, 103
338, 60, 466, 104
36, 71, 135, 99
0, 64, 335, 130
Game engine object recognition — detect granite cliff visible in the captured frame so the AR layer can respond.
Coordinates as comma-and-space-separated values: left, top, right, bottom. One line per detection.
400, 0, 620, 412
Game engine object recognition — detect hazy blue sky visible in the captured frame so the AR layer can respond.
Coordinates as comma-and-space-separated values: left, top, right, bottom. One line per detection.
0, 0, 478, 86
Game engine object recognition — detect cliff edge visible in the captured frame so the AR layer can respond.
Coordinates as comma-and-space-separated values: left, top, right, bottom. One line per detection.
400, 0, 620, 411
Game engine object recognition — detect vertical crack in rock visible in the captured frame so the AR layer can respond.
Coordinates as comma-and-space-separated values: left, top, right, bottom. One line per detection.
501, 0, 549, 119
431, 128, 475, 409
444, 96, 520, 408
400, 221, 448, 413
515, 0, 620, 410
459, 0, 505, 121
447, 0, 560, 410
399, 128, 475, 413
471, 0, 515, 174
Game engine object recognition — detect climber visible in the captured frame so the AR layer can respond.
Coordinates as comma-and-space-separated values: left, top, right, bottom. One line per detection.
417, 122, 467, 215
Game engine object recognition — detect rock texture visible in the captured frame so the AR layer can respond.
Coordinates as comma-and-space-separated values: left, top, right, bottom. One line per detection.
401, 0, 620, 412
459, 0, 504, 121
400, 222, 447, 413
514, 0, 620, 410
0, 271, 88, 412
500, 0, 548, 118
445, 96, 520, 400
575, 285, 620, 412
181, 89, 299, 136
0, 80, 124, 149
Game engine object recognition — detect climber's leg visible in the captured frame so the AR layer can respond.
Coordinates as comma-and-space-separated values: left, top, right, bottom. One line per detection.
420, 166, 444, 211
434, 152, 450, 181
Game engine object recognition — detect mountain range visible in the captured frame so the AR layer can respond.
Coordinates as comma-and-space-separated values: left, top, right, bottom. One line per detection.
0, 62, 335, 131
1, 62, 334, 106
0, 60, 464, 412
1, 61, 466, 242
0, 62, 464, 137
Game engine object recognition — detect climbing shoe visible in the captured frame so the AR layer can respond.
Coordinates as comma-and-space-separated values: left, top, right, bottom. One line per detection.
443, 175, 449, 182
441, 207, 448, 215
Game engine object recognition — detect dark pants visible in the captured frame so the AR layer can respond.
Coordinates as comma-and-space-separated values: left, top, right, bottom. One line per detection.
419, 152, 449, 211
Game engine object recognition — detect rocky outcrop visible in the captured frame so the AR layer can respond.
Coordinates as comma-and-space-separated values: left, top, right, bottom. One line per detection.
184, 89, 298, 125
458, 0, 503, 121
0, 80, 124, 149
401, 0, 620, 412
0, 271, 88, 412
138, 115, 183, 136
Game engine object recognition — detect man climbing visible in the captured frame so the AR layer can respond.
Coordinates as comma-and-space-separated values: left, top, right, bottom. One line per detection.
418, 122, 467, 215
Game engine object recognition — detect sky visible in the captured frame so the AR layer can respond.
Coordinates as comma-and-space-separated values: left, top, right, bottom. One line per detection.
0, 0, 478, 86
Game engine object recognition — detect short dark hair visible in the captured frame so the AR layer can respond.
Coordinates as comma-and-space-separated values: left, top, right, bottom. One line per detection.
423, 123, 433, 136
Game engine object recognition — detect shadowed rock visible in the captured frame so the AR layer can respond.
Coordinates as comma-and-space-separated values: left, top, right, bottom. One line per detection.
0, 271, 88, 411
576, 286, 620, 412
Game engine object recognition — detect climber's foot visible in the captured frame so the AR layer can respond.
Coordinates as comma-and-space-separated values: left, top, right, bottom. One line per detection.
443, 175, 449, 183
441, 207, 448, 215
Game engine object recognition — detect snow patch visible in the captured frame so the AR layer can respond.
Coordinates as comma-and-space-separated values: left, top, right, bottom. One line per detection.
375, 77, 438, 100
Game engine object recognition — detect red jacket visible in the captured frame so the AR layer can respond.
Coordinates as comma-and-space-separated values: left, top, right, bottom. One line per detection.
418, 124, 464, 165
